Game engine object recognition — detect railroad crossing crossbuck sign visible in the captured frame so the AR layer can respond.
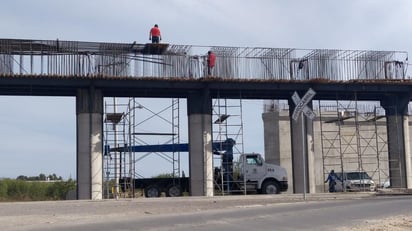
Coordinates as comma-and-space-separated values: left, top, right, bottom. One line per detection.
292, 88, 316, 121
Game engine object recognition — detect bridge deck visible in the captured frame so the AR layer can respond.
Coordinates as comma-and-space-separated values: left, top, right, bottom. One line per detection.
0, 38, 408, 81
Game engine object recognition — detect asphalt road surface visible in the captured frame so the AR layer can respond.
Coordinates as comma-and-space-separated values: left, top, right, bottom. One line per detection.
0, 193, 411, 231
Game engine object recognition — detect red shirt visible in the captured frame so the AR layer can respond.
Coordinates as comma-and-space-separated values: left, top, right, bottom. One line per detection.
208, 52, 216, 67
150, 27, 161, 37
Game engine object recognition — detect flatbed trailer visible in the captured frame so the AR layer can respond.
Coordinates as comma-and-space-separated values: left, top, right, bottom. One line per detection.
111, 138, 288, 197
120, 177, 189, 197
110, 139, 236, 197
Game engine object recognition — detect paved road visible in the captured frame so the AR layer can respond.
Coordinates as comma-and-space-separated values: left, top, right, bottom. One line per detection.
0, 193, 411, 231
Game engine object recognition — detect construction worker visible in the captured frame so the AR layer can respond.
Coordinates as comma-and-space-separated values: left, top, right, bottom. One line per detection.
207, 50, 216, 76
149, 24, 162, 44
325, 169, 340, 192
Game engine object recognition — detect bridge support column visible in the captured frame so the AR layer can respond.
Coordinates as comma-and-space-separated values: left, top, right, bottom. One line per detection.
262, 110, 280, 165
76, 88, 103, 200
262, 107, 293, 193
187, 90, 213, 196
404, 115, 412, 189
381, 95, 411, 189
288, 101, 315, 193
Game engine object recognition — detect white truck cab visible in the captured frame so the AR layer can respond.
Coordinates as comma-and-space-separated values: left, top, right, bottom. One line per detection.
238, 153, 288, 194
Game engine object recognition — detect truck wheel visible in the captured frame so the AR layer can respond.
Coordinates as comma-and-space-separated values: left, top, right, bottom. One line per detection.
262, 181, 280, 194
145, 185, 161, 198
167, 185, 182, 197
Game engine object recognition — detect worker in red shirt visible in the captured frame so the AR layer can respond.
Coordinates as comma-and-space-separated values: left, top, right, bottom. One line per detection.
149, 24, 162, 43
207, 51, 216, 76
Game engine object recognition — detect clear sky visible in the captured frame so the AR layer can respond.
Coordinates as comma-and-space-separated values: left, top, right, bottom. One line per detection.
0, 0, 411, 179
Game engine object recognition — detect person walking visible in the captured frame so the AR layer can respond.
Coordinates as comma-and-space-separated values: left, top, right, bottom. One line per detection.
207, 50, 216, 76
325, 170, 340, 192
149, 24, 162, 43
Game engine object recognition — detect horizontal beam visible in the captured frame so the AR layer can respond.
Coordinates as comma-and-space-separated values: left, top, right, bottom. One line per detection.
0, 75, 412, 101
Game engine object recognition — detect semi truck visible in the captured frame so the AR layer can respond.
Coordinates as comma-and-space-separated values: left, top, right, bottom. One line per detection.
109, 138, 288, 197
236, 153, 288, 194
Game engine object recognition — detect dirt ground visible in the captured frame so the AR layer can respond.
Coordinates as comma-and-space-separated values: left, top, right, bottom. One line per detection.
338, 215, 412, 231
1, 193, 411, 230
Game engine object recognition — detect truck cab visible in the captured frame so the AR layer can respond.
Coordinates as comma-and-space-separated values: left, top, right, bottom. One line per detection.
238, 153, 288, 194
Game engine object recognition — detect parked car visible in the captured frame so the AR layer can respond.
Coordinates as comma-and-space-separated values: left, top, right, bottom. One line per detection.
380, 178, 391, 188
335, 171, 376, 192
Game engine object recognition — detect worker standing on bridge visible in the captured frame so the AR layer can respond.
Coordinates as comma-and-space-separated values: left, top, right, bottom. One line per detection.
149, 24, 162, 43
207, 50, 216, 76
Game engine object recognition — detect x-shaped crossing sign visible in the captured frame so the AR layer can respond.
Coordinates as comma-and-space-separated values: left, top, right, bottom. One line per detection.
291, 88, 316, 121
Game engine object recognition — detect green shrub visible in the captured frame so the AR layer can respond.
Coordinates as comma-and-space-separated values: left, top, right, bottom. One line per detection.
0, 179, 76, 201
0, 179, 9, 200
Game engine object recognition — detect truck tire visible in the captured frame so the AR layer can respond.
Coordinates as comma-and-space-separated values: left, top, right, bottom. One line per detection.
166, 185, 182, 197
262, 181, 280, 194
145, 185, 161, 198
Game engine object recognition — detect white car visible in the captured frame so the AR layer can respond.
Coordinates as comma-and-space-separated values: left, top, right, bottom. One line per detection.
335, 171, 376, 192
380, 178, 391, 188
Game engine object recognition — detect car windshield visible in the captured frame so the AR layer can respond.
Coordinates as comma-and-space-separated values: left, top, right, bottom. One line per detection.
246, 155, 262, 165
334, 172, 371, 180
346, 172, 371, 180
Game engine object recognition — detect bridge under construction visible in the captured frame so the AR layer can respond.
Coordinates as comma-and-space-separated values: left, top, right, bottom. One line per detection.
0, 38, 411, 200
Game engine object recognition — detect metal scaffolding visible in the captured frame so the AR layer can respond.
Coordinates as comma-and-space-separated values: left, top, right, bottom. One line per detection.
212, 93, 245, 195
317, 100, 391, 192
103, 97, 182, 198
103, 99, 127, 199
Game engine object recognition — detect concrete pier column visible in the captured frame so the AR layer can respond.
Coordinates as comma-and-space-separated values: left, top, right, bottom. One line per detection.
404, 115, 412, 189
306, 113, 315, 193
262, 110, 280, 165
262, 108, 293, 193
76, 88, 103, 200
288, 100, 314, 193
187, 89, 213, 196
381, 95, 410, 188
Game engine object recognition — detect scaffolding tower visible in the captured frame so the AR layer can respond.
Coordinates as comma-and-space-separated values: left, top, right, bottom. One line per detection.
103, 99, 127, 199
212, 95, 245, 195
318, 100, 390, 192
103, 97, 182, 198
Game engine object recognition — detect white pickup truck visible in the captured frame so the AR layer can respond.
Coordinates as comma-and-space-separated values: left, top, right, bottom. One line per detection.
335, 171, 376, 192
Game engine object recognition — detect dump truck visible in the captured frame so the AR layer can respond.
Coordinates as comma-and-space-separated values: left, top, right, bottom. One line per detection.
110, 138, 288, 197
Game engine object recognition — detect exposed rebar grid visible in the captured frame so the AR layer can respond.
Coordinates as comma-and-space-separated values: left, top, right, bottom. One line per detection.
0, 38, 408, 80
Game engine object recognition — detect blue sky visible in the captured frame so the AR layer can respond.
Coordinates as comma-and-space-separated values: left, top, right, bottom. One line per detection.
0, 0, 411, 179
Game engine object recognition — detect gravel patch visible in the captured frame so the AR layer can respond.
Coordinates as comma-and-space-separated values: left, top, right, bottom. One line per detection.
337, 215, 412, 231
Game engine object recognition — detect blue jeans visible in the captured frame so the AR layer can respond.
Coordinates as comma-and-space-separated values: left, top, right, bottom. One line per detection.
151, 36, 160, 43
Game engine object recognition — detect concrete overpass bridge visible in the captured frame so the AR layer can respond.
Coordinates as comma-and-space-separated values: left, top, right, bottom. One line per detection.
0, 38, 411, 199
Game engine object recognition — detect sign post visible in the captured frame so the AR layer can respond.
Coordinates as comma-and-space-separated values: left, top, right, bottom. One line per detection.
292, 88, 316, 200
